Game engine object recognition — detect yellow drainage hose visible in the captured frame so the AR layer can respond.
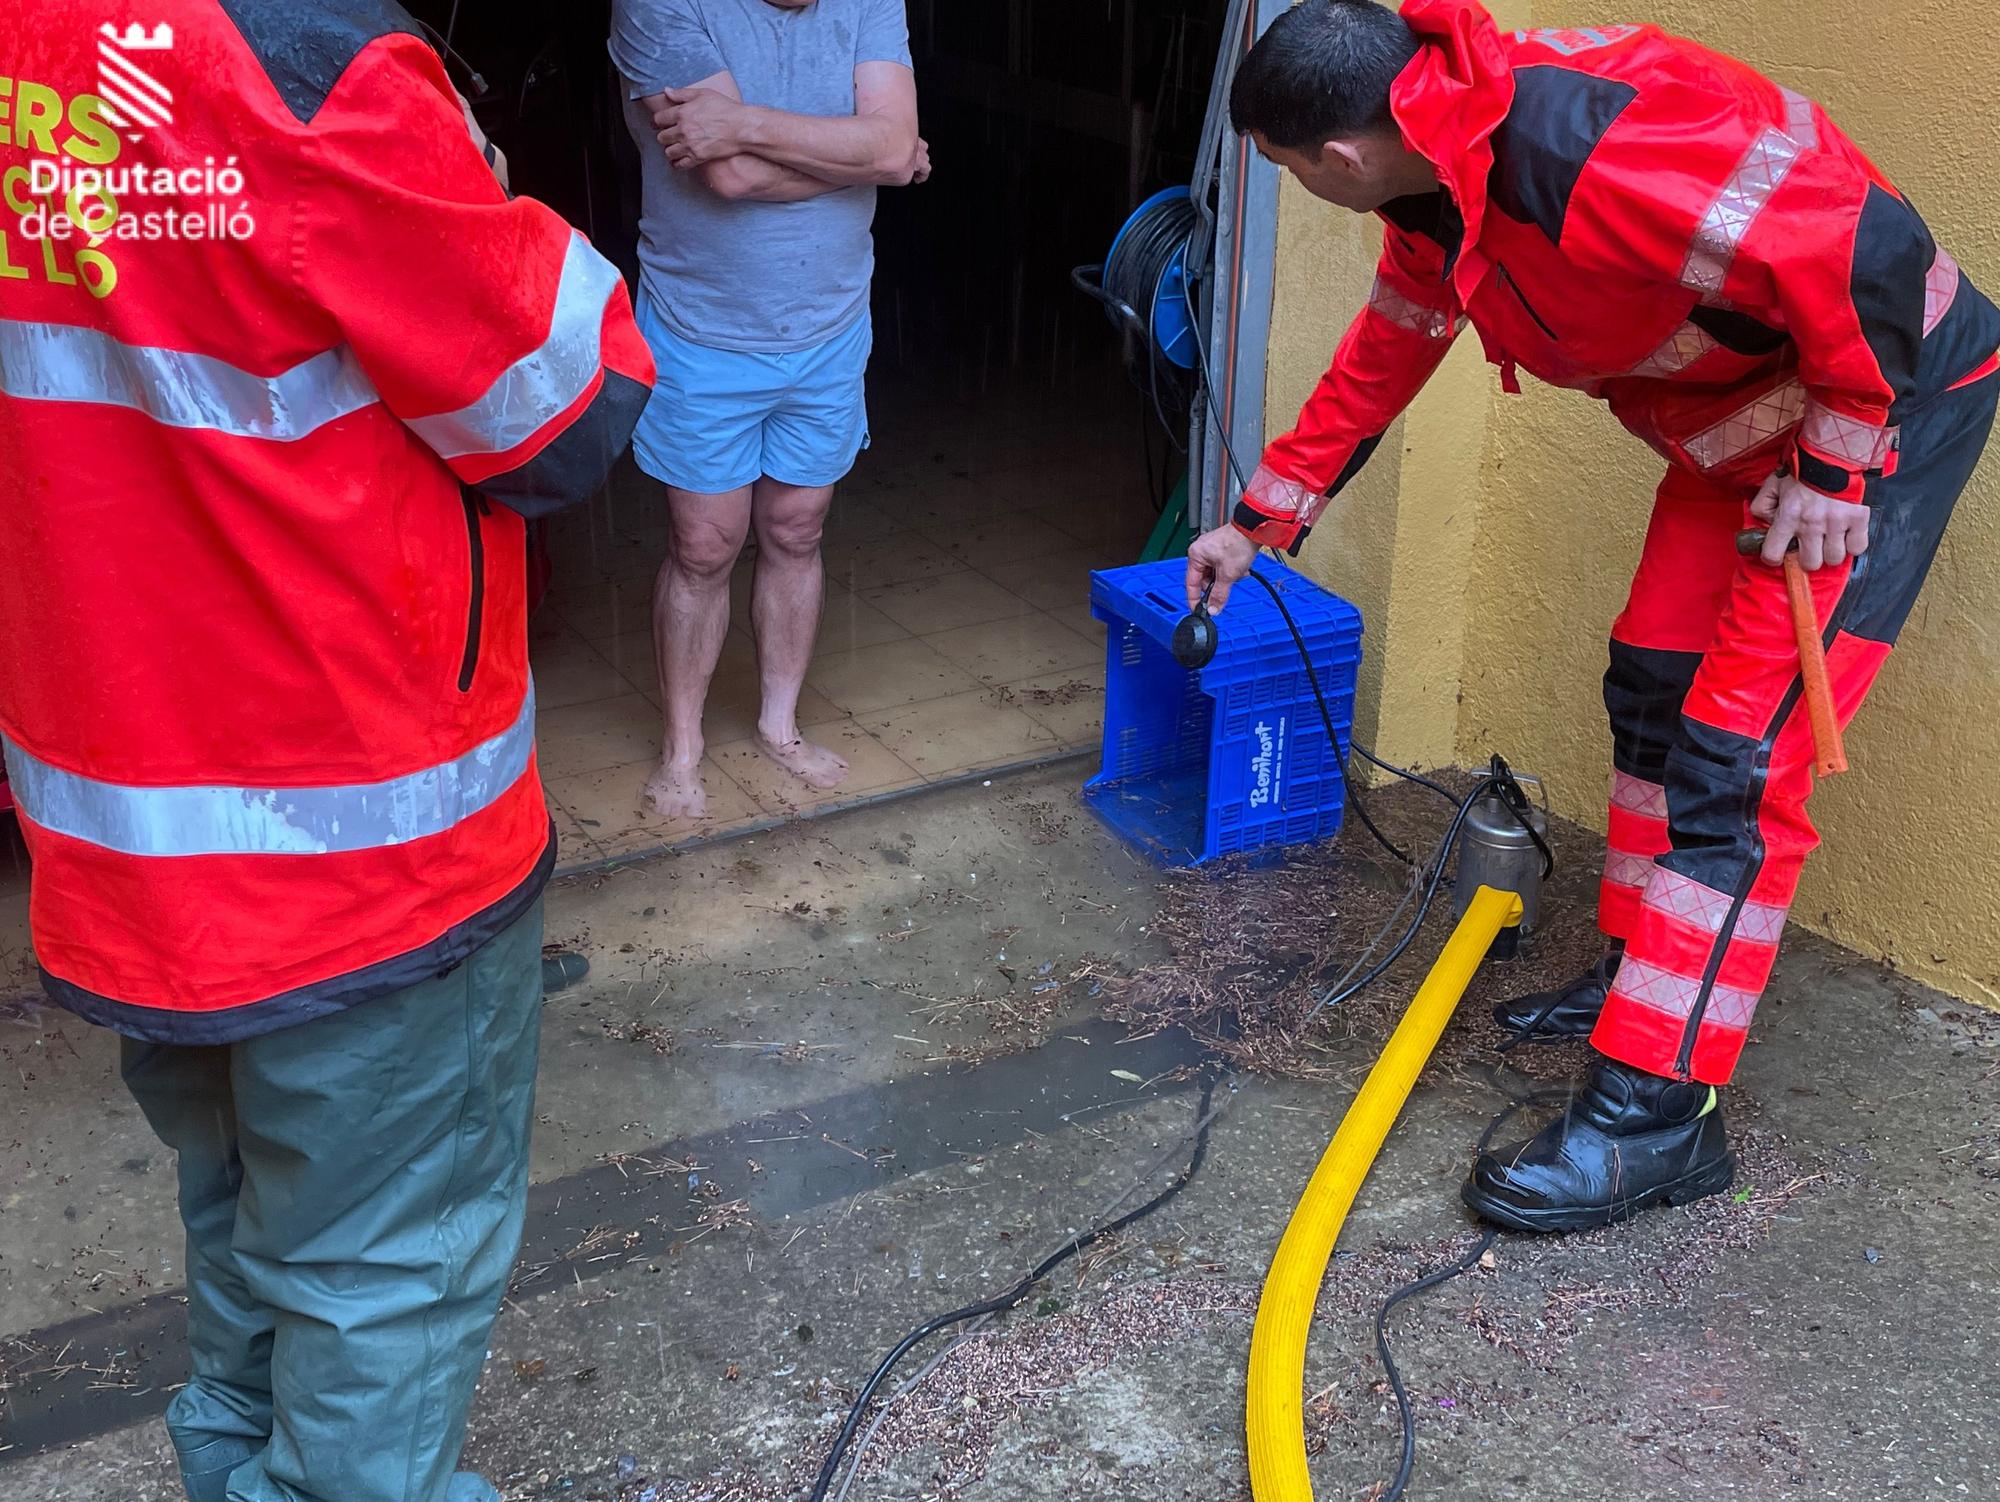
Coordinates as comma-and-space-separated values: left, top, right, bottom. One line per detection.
1246, 884, 1525, 1501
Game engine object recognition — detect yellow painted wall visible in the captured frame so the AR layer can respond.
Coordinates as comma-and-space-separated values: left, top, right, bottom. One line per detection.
1271, 2, 2000, 1005
1270, 6, 1529, 774
1268, 182, 1495, 770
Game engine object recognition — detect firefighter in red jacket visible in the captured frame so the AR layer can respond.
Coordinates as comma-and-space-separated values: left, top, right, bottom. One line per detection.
1190, 0, 2000, 1231
0, 4, 653, 1498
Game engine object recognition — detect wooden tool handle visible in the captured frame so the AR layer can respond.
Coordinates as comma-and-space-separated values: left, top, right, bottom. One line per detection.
1781, 554, 1849, 777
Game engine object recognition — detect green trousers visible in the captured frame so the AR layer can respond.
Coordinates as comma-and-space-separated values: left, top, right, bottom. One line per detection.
120, 903, 545, 1502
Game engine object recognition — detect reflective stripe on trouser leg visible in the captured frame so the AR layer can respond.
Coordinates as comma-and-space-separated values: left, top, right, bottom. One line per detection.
214, 902, 545, 1502
1595, 372, 1999, 1085
1595, 636, 1879, 1084
1595, 862, 1794, 1085
1600, 470, 1741, 940
120, 1040, 273, 1502
1601, 770, 1670, 938
1603, 539, 1858, 1085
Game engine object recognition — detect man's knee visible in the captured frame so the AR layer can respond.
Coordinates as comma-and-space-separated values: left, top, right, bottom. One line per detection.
759, 512, 827, 559
756, 487, 834, 559
667, 511, 749, 580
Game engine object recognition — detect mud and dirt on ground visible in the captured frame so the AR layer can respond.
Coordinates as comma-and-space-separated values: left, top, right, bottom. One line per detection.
6, 767, 1997, 1501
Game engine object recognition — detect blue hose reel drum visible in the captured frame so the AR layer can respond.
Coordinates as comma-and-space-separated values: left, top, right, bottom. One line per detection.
1085, 186, 1200, 369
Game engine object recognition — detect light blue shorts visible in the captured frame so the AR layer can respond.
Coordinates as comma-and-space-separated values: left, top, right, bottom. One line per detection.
632, 297, 872, 494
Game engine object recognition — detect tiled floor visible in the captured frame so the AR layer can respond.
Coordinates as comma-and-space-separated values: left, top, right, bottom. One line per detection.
531, 368, 1163, 865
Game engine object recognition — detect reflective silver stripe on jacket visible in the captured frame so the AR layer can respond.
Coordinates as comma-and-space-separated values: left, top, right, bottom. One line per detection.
1680, 88, 1819, 296
1367, 275, 1457, 339
1513, 25, 1642, 56
1924, 248, 1961, 335
0, 320, 376, 440
406, 232, 622, 459
1626, 320, 1720, 380
1683, 379, 1807, 470
1801, 399, 1897, 468
2, 685, 536, 858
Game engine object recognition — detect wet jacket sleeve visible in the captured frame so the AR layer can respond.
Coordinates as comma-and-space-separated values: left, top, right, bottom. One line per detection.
1234, 222, 1461, 553
1563, 88, 1926, 507
300, 33, 656, 518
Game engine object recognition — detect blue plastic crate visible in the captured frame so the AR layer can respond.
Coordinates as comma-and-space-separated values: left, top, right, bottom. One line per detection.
1083, 556, 1362, 866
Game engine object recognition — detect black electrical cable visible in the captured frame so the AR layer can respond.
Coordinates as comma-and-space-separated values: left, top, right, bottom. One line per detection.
806, 1073, 1225, 1502
1340, 766, 1414, 870
1350, 742, 1461, 811
1370, 1084, 1570, 1501
1310, 776, 1495, 1017
1012, 234, 1569, 1502
1080, 197, 1201, 457
1236, 568, 1548, 886
1179, 278, 1259, 519
1220, 485, 1555, 1022
1106, 201, 1198, 319
1237, 569, 1411, 868
418, 15, 489, 98
1375, 1227, 1498, 1502
1175, 273, 1469, 838
1243, 554, 1566, 1497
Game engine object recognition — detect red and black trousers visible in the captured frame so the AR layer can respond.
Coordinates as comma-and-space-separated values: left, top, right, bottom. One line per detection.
1591, 364, 1998, 1085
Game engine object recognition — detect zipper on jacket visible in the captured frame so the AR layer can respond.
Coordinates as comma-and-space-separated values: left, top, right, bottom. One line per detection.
458, 488, 488, 693
1497, 265, 1560, 341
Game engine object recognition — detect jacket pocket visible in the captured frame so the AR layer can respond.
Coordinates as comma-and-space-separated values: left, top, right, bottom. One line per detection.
458, 487, 487, 693
1497, 265, 1560, 341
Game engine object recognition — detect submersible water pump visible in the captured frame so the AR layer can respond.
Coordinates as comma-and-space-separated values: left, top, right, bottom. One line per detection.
1453, 766, 1550, 943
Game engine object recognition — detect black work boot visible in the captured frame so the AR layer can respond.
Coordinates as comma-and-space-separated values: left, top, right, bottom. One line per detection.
1461, 1058, 1735, 1233
1491, 950, 1620, 1044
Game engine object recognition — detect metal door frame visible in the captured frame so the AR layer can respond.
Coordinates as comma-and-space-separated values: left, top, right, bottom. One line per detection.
1187, 0, 1287, 531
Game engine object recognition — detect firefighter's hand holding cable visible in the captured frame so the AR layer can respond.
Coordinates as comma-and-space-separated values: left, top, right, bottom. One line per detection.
1185, 524, 1259, 614
1750, 469, 1871, 571
1186, 462, 1326, 612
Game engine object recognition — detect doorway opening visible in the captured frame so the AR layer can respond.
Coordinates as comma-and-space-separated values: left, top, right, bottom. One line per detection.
428, 0, 1230, 864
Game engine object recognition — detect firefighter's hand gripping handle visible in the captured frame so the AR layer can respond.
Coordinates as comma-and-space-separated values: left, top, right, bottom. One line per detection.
1737, 529, 1849, 777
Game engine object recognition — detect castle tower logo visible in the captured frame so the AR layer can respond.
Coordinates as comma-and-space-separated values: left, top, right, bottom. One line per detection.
96, 22, 175, 141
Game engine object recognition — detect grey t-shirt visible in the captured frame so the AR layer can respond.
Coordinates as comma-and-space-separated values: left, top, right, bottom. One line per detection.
609, 0, 912, 353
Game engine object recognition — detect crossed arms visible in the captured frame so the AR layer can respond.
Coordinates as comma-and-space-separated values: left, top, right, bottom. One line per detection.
640, 61, 927, 204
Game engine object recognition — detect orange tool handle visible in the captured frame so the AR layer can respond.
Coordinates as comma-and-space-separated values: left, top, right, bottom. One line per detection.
1780, 554, 1848, 777
1737, 529, 1848, 777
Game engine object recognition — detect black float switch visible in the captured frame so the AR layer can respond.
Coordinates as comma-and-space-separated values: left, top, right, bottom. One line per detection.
1172, 582, 1220, 670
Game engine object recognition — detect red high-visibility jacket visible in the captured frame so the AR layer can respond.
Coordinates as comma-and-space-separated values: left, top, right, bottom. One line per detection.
1237, 0, 2000, 550
0, 2, 655, 1041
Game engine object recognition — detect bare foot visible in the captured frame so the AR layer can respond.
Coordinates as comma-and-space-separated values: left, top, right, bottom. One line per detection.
643, 758, 707, 821
757, 731, 850, 791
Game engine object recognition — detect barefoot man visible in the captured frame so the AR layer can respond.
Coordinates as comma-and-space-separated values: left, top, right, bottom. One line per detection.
610, 0, 928, 817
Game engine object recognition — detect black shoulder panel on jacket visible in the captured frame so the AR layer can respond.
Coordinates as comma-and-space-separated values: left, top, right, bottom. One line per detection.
1686, 303, 1789, 357
1379, 191, 1465, 270
217, 0, 425, 123
1851, 182, 1934, 419
1489, 65, 1636, 246
1380, 190, 1449, 240
478, 370, 653, 521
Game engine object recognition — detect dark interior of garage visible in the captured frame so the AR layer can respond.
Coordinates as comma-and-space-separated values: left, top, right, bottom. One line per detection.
373, 0, 1233, 858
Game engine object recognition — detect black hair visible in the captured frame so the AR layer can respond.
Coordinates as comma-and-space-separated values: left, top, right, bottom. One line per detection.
1229, 0, 1420, 152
